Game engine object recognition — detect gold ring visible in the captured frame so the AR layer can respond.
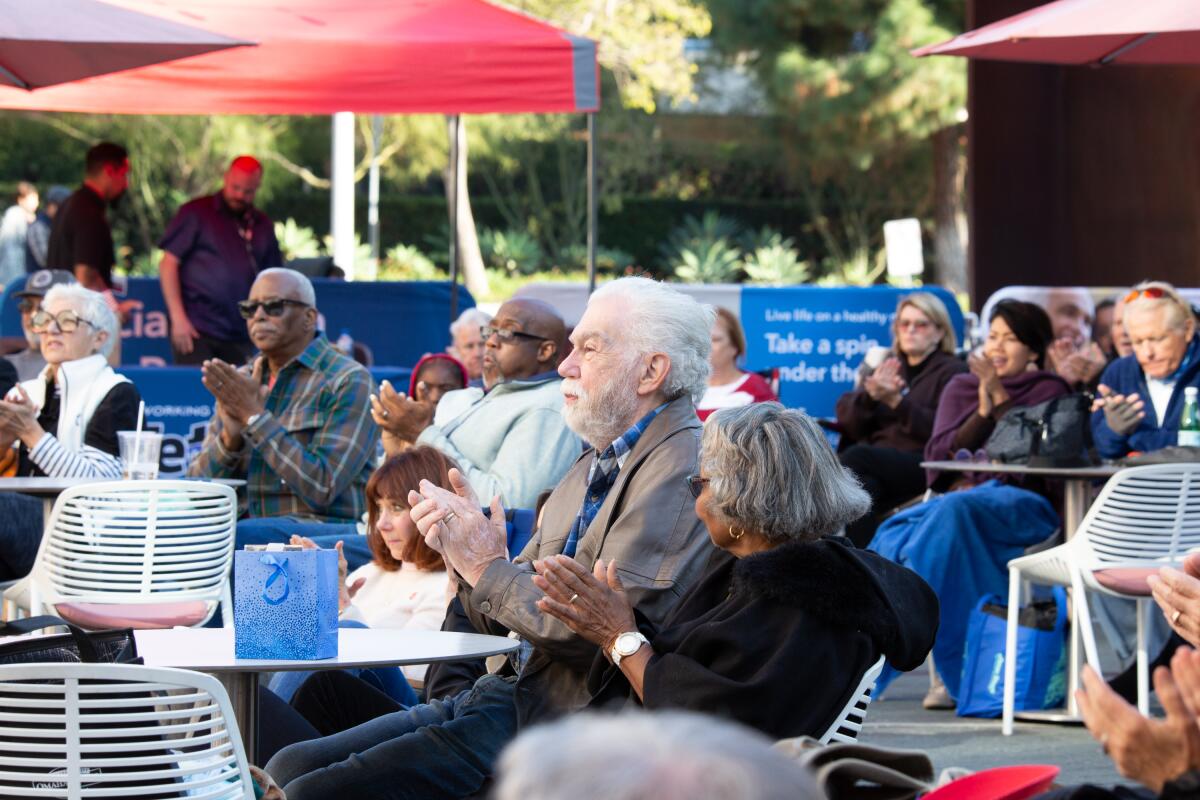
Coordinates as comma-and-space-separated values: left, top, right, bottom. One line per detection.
1173, 609, 1183, 624
569, 593, 579, 604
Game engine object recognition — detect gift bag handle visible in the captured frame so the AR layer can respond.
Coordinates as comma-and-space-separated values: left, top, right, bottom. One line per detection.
0, 615, 102, 662
261, 553, 291, 606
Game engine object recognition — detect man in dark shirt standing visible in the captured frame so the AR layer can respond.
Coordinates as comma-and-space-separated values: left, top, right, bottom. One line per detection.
47, 142, 134, 318
158, 156, 283, 365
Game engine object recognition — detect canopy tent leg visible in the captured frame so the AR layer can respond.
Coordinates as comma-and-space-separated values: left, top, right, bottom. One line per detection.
331, 111, 357, 279
449, 114, 461, 319
587, 112, 597, 294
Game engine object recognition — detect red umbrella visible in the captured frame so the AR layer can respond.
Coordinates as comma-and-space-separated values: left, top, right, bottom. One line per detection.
0, 0, 253, 90
914, 0, 1200, 65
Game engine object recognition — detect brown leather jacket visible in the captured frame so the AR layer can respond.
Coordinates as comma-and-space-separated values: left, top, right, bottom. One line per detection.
461, 394, 714, 726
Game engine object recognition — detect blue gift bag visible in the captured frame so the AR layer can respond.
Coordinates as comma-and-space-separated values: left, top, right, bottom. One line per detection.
956, 587, 1067, 718
234, 549, 339, 660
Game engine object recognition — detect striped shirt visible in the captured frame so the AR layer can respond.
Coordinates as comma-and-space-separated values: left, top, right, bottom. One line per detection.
188, 335, 378, 522
18, 381, 139, 479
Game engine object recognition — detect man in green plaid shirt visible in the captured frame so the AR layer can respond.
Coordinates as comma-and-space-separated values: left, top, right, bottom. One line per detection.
188, 269, 377, 537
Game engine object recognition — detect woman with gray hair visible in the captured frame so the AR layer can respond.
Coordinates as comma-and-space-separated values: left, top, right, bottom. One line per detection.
533, 402, 938, 740
0, 283, 141, 581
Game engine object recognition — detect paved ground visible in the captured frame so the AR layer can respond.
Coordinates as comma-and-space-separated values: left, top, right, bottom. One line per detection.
860, 668, 1138, 790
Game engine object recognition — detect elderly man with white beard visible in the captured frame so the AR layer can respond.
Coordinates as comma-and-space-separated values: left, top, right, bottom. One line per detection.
265, 276, 717, 800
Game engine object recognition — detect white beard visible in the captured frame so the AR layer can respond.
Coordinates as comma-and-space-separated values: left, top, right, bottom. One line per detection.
561, 371, 641, 451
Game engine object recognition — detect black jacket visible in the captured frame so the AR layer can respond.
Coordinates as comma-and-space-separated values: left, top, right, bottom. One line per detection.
587, 536, 939, 740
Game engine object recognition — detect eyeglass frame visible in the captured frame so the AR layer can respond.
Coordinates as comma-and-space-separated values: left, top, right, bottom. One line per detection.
684, 474, 710, 498
28, 309, 97, 334
480, 324, 548, 344
237, 298, 311, 320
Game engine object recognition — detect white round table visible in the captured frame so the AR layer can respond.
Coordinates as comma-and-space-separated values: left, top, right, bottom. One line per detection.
0, 476, 246, 520
135, 627, 518, 763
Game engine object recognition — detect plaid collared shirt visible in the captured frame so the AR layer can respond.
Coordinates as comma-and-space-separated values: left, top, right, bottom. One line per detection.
189, 335, 378, 523
561, 403, 667, 557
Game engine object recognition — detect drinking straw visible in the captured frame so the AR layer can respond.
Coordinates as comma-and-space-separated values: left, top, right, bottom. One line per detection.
135, 400, 145, 465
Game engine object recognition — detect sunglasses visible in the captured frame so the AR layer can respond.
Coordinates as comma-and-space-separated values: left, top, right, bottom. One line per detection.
480, 325, 546, 344
237, 298, 310, 320
29, 309, 95, 334
17, 300, 38, 314
684, 474, 710, 498
1124, 287, 1166, 304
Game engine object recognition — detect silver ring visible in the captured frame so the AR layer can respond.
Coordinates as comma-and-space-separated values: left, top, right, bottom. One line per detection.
1173, 609, 1183, 624
569, 593, 579, 604
381, 409, 390, 419
443, 510, 457, 523
215, 381, 224, 390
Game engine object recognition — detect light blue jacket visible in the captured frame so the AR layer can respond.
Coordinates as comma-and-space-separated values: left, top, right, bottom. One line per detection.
417, 374, 582, 508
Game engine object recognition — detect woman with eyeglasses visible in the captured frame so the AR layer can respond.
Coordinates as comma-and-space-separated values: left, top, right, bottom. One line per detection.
1091, 281, 1200, 460
0, 283, 140, 581
530, 403, 938, 741
695, 307, 776, 422
835, 292, 966, 547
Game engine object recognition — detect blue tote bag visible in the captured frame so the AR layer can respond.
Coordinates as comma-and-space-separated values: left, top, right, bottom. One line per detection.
956, 587, 1067, 718
234, 549, 339, 660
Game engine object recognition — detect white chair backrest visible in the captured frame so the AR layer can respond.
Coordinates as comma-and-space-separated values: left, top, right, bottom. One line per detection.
30, 480, 237, 605
820, 655, 885, 745
0, 661, 253, 799
1076, 464, 1200, 565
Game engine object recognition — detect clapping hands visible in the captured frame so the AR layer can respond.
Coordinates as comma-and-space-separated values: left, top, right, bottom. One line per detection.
1092, 384, 1145, 437
864, 358, 905, 409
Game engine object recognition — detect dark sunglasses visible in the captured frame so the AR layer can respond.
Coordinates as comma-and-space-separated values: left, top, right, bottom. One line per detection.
480, 324, 546, 344
684, 474, 710, 499
237, 298, 310, 320
29, 309, 95, 334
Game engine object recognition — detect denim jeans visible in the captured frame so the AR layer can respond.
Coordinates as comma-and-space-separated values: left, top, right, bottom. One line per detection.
0, 492, 45, 581
267, 620, 420, 708
265, 674, 518, 800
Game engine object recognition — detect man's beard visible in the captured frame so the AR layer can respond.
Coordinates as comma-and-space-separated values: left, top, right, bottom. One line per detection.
561, 369, 641, 451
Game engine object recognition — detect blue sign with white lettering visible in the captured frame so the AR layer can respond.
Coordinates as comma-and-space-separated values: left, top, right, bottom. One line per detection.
739, 286, 964, 418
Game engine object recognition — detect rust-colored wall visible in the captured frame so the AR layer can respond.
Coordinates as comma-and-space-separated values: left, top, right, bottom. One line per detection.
968, 0, 1200, 308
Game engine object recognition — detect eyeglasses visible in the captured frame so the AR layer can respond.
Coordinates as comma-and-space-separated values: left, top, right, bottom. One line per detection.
897, 319, 933, 331
1124, 287, 1166, 304
684, 474, 710, 498
29, 309, 95, 334
480, 325, 546, 344
237, 298, 310, 320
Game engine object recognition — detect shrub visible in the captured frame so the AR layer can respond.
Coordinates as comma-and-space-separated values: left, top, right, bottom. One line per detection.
479, 228, 543, 275
555, 243, 636, 273
673, 239, 743, 284
743, 244, 809, 286
274, 218, 322, 261
380, 243, 445, 281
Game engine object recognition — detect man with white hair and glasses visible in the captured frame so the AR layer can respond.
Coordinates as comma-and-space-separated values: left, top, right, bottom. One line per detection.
266, 276, 716, 800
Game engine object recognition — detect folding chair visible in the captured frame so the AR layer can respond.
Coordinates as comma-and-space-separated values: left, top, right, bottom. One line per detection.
820, 655, 885, 745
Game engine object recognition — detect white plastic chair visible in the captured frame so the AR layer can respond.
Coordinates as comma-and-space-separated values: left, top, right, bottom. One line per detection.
25, 480, 237, 630
0, 661, 253, 798
819, 655, 885, 744
1002, 464, 1200, 734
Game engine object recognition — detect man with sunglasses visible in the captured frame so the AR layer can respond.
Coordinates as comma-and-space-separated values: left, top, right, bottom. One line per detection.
371, 298, 580, 509
158, 156, 283, 366
4, 269, 76, 382
188, 269, 377, 548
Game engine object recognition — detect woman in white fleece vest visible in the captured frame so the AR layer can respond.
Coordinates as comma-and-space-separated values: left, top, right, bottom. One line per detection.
0, 283, 141, 580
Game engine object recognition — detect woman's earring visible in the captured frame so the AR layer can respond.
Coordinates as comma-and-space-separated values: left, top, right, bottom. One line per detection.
728, 525, 745, 541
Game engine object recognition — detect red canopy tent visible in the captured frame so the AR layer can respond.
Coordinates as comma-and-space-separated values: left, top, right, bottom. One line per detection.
0, 0, 598, 113
0, 0, 601, 299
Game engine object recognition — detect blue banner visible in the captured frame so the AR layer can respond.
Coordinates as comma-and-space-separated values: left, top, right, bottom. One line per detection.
2, 276, 474, 369
739, 286, 964, 418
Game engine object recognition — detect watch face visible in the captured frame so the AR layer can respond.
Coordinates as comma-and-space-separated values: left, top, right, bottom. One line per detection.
616, 632, 643, 656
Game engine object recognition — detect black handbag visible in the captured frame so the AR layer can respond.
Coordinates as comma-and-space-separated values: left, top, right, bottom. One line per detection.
985, 394, 1096, 468
0, 615, 140, 665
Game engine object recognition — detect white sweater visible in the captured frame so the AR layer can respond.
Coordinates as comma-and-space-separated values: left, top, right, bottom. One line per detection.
340, 562, 453, 682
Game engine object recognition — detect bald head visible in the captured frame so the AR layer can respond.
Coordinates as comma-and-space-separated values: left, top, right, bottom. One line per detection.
223, 155, 263, 213
481, 298, 567, 388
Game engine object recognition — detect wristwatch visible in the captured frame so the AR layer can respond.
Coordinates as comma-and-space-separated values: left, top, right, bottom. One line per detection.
245, 412, 264, 428
609, 631, 649, 666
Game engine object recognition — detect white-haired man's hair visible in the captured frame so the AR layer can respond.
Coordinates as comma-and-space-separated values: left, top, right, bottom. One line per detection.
591, 277, 714, 404
449, 307, 492, 338
256, 267, 316, 307
42, 284, 119, 358
494, 711, 822, 800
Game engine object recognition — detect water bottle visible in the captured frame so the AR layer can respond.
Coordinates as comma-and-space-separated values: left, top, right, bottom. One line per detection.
1179, 387, 1200, 447
335, 328, 354, 357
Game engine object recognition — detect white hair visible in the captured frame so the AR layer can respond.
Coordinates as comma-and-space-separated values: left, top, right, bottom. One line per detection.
591, 277, 714, 404
42, 284, 118, 357
449, 307, 492, 338
494, 711, 822, 800
256, 267, 316, 306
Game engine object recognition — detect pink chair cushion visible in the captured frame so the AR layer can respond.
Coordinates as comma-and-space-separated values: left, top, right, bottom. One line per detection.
922, 765, 1060, 800
1092, 567, 1159, 596
55, 601, 211, 630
